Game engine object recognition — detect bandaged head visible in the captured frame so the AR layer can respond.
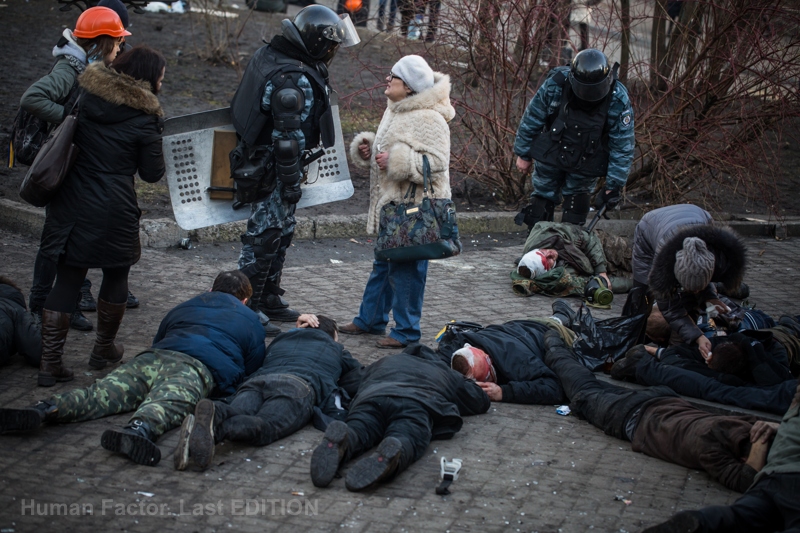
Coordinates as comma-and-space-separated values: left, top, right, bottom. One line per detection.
451, 343, 497, 383
517, 248, 558, 279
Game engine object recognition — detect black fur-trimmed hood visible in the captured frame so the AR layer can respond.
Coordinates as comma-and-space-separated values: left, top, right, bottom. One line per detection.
78, 62, 163, 117
649, 224, 747, 299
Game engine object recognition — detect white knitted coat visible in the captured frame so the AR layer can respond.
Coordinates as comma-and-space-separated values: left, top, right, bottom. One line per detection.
349, 72, 455, 235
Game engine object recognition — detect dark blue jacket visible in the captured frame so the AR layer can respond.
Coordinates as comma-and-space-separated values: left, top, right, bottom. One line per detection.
152, 292, 266, 396
252, 328, 362, 416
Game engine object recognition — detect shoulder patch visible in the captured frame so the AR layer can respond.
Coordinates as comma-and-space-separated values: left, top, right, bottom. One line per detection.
620, 110, 632, 128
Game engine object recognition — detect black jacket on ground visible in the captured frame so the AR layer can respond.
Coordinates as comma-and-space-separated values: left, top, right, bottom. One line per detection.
437, 320, 566, 404
634, 356, 796, 415
0, 283, 40, 366
660, 333, 794, 387
649, 224, 747, 344
39, 62, 165, 268
351, 346, 490, 440
251, 328, 362, 417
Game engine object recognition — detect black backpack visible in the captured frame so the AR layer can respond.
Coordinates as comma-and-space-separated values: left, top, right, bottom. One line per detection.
11, 61, 79, 166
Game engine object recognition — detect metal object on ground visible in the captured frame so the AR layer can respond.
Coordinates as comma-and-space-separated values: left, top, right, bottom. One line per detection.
162, 94, 353, 230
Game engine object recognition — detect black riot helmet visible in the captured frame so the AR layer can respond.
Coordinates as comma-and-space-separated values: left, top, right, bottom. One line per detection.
281, 5, 360, 65
569, 49, 614, 103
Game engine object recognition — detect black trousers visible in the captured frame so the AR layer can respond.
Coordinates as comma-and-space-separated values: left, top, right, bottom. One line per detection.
688, 473, 800, 532
214, 373, 314, 446
345, 396, 433, 478
545, 343, 675, 440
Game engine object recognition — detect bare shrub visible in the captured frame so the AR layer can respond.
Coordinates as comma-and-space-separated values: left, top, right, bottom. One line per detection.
189, 0, 256, 67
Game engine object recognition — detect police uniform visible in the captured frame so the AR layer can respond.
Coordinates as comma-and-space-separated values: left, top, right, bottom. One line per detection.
514, 65, 635, 224
229, 42, 336, 324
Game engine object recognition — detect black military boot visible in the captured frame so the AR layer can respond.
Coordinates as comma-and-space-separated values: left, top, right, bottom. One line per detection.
311, 420, 350, 488
345, 436, 403, 492
70, 309, 93, 331
79, 279, 97, 312
610, 345, 649, 382
246, 271, 282, 336
101, 419, 161, 466
126, 290, 140, 309
551, 299, 578, 329
0, 401, 58, 433
260, 293, 301, 323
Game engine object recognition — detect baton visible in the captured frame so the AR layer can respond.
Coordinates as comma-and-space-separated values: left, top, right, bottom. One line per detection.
586, 204, 608, 233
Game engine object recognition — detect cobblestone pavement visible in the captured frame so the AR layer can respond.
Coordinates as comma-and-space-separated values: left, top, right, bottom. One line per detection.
0, 228, 797, 533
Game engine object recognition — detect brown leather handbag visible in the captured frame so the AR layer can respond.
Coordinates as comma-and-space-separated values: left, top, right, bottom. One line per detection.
19, 96, 81, 207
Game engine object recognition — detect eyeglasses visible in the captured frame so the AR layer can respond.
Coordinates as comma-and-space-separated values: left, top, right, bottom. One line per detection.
390, 73, 403, 82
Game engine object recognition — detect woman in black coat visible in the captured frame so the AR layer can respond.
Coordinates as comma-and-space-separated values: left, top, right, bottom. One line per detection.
37, 45, 166, 387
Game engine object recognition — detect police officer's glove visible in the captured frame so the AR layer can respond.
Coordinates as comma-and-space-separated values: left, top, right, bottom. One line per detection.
282, 183, 302, 204
595, 188, 621, 209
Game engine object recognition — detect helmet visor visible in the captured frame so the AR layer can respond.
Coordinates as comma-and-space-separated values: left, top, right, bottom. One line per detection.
569, 73, 613, 103
336, 14, 361, 47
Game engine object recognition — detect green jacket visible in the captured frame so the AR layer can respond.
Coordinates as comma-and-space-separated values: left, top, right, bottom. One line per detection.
20, 57, 79, 125
754, 382, 800, 483
522, 221, 607, 276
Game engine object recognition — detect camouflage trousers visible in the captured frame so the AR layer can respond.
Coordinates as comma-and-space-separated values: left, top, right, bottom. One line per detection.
239, 184, 296, 273
49, 349, 214, 439
510, 267, 633, 298
530, 161, 599, 204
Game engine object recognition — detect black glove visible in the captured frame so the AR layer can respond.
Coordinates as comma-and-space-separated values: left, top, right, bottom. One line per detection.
594, 188, 621, 209
282, 183, 302, 204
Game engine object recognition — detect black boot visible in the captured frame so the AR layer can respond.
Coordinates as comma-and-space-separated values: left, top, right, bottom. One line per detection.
101, 419, 161, 466
70, 309, 93, 331
0, 401, 58, 433
259, 293, 300, 323
188, 399, 216, 471
311, 420, 350, 488
610, 345, 649, 382
79, 279, 97, 312
345, 436, 403, 492
245, 270, 282, 336
126, 291, 140, 309
551, 299, 577, 329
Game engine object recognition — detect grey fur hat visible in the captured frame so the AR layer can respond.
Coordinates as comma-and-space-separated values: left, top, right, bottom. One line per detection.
674, 237, 715, 292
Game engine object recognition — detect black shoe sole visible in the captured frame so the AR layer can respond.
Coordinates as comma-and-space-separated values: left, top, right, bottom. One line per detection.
37, 371, 74, 387
70, 320, 93, 332
0, 409, 42, 433
101, 429, 161, 466
174, 414, 194, 471
345, 436, 402, 492
189, 400, 215, 471
310, 421, 348, 488
88, 351, 123, 370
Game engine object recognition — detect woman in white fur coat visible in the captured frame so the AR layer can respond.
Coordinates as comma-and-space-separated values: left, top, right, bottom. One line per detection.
340, 55, 455, 349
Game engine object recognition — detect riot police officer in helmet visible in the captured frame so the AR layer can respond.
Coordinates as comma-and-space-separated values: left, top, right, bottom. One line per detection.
229, 5, 359, 335
513, 48, 634, 232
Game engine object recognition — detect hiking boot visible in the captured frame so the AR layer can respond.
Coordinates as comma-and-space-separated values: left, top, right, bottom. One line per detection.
188, 399, 216, 471
101, 419, 161, 466
345, 436, 403, 492
174, 414, 194, 471
88, 299, 126, 369
38, 309, 74, 387
126, 291, 140, 309
642, 511, 701, 533
255, 310, 282, 337
0, 401, 58, 433
70, 309, 93, 331
610, 345, 649, 382
340, 322, 368, 336
376, 337, 406, 349
79, 280, 97, 312
259, 294, 300, 323
551, 299, 577, 329
310, 420, 350, 488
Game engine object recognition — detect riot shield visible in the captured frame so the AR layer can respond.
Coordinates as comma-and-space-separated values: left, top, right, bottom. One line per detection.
162, 94, 353, 230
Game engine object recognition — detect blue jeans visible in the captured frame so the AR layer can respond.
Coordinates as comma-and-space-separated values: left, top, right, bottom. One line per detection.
353, 259, 428, 344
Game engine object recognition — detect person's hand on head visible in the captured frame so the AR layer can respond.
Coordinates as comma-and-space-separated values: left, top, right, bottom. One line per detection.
477, 382, 502, 401
296, 314, 319, 328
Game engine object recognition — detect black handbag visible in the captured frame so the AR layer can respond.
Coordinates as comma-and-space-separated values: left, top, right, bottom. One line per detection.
374, 155, 462, 263
18, 95, 82, 208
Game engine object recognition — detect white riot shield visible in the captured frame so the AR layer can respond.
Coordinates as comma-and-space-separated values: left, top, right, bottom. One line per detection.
162, 94, 353, 230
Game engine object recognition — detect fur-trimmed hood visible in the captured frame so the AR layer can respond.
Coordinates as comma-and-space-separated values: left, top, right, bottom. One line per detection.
648, 224, 746, 299
387, 72, 455, 122
78, 62, 163, 117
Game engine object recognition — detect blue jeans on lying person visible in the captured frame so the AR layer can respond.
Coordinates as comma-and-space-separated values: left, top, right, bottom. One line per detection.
352, 259, 428, 344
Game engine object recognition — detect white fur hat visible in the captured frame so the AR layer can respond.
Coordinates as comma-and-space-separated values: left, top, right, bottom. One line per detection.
391, 55, 434, 95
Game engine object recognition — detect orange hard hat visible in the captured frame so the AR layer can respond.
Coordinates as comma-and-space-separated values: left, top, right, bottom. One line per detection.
344, 0, 363, 12
73, 6, 131, 39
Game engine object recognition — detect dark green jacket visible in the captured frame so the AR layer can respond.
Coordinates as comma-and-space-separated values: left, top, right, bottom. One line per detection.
20, 57, 80, 125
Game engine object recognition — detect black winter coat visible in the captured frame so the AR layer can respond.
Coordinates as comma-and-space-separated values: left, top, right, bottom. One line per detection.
39, 62, 165, 268
0, 283, 41, 367
351, 347, 490, 440
437, 320, 566, 405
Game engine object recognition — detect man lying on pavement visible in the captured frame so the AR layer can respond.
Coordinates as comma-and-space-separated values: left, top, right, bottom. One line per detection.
543, 329, 779, 493
0, 271, 265, 467
175, 313, 362, 471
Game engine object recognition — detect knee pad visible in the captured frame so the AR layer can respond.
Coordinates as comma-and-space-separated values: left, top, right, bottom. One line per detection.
515, 197, 555, 228
561, 193, 591, 225
240, 229, 281, 276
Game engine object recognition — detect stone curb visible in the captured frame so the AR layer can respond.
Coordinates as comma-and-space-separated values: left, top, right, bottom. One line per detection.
2, 198, 798, 248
